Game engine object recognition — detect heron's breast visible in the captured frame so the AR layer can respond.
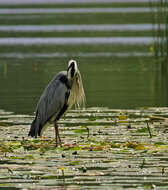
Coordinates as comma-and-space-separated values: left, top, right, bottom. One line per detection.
67, 92, 75, 109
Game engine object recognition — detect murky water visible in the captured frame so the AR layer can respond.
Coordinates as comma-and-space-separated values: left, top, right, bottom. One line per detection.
0, 0, 167, 114
0, 56, 167, 114
0, 8, 157, 14
0, 0, 158, 5
0, 37, 153, 45
0, 24, 162, 32
0, 52, 152, 58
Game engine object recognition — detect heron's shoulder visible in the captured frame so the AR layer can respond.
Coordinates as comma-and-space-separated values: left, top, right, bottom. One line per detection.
54, 71, 70, 89
55, 71, 67, 78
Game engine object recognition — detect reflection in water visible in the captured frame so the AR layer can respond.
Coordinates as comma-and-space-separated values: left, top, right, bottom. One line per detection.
0, 24, 163, 32
0, 0, 158, 5
0, 52, 152, 58
3, 63, 7, 78
0, 37, 153, 45
0, 57, 167, 114
0, 0, 167, 114
160, 71, 168, 106
0, 8, 156, 14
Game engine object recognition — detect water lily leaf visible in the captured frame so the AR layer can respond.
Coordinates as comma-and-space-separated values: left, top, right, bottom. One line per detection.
23, 143, 40, 151
0, 143, 13, 153
74, 128, 88, 134
9, 141, 22, 150
110, 143, 121, 148
154, 142, 166, 146
63, 144, 82, 151
0, 122, 11, 127
134, 144, 146, 150
125, 141, 138, 149
119, 114, 128, 120
41, 175, 58, 179
24, 155, 34, 160
32, 139, 41, 144
69, 160, 80, 166
137, 127, 148, 133
118, 112, 128, 123
88, 138, 96, 143
88, 117, 97, 121
119, 120, 129, 123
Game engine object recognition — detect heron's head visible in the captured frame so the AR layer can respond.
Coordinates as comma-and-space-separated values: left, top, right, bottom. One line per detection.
67, 60, 79, 80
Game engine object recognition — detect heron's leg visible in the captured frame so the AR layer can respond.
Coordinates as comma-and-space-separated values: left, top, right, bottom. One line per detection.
56, 122, 62, 146
54, 121, 62, 147
54, 122, 58, 147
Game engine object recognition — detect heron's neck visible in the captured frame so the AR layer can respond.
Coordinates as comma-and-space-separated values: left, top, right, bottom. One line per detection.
68, 78, 74, 89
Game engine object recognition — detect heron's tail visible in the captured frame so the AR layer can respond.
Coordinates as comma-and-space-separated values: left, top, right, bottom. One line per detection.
28, 117, 39, 138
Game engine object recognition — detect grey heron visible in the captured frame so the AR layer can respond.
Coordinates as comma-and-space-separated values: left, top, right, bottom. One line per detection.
28, 60, 85, 146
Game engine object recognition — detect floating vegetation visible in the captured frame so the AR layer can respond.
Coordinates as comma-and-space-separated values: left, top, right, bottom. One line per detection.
0, 107, 168, 189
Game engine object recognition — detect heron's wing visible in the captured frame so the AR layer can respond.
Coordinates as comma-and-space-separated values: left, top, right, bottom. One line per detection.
36, 72, 70, 125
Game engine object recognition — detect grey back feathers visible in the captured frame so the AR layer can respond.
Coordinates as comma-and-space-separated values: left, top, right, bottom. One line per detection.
28, 60, 85, 138
36, 71, 69, 125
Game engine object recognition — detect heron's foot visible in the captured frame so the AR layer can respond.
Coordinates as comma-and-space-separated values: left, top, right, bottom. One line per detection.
55, 136, 62, 147
58, 135, 62, 147
56, 142, 62, 147
59, 140, 62, 147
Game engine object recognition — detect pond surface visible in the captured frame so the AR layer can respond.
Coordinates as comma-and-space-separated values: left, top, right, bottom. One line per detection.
0, 24, 160, 32
0, 8, 155, 14
0, 107, 168, 189
0, 37, 154, 45
0, 0, 167, 115
0, 0, 158, 5
0, 55, 167, 114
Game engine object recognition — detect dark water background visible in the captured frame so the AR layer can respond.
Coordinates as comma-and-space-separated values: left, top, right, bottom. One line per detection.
0, 55, 167, 114
0, 0, 167, 114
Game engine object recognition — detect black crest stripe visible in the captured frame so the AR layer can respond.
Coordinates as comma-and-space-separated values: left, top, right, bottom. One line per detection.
59, 75, 71, 89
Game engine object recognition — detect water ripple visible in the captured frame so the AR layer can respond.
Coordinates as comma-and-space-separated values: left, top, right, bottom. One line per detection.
0, 0, 158, 5
0, 8, 157, 14
0, 37, 153, 45
0, 52, 152, 58
0, 24, 163, 32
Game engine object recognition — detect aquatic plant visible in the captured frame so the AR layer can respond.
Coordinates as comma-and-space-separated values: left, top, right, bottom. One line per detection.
1, 107, 168, 189
149, 0, 168, 70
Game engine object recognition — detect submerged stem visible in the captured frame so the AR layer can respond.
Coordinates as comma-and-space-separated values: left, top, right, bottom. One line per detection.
146, 121, 152, 138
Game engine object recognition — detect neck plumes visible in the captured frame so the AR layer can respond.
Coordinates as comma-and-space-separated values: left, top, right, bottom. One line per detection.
68, 72, 85, 109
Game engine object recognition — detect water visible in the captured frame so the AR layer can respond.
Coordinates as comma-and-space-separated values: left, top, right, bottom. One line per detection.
0, 0, 167, 114
0, 37, 153, 45
0, 107, 168, 189
0, 52, 152, 58
0, 24, 161, 32
0, 8, 157, 14
0, 0, 158, 5
0, 56, 167, 114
